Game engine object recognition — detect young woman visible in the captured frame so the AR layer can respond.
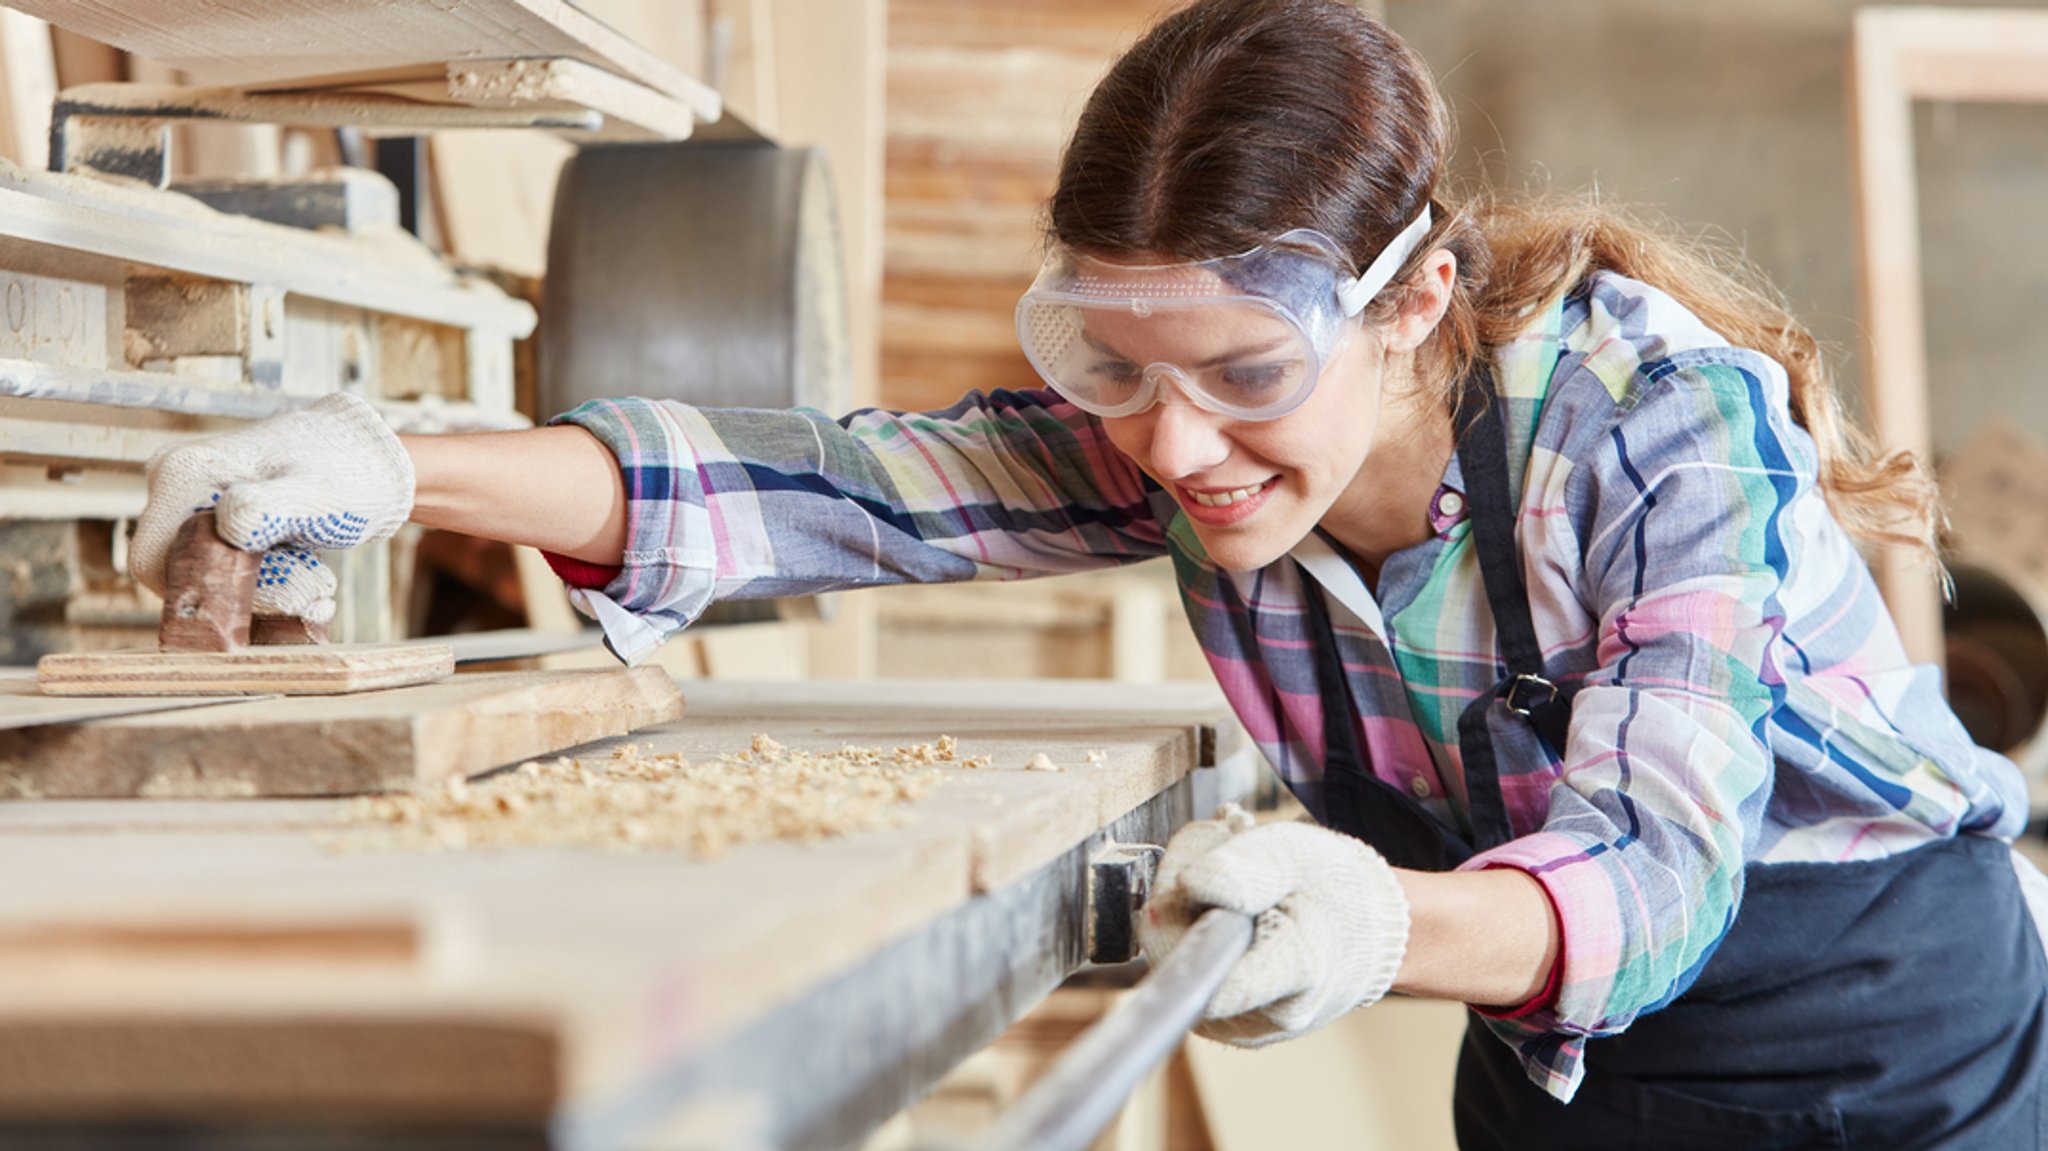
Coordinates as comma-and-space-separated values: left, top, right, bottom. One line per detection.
133, 0, 2045, 1144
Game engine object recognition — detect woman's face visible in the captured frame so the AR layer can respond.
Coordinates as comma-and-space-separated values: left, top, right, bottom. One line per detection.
1096, 313, 1390, 572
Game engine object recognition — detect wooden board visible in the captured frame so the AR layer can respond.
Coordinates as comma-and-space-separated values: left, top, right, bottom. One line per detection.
35, 642, 457, 697
0, 672, 253, 733
0, 666, 685, 798
7, 0, 710, 109
0, 161, 535, 338
0, 680, 1245, 1139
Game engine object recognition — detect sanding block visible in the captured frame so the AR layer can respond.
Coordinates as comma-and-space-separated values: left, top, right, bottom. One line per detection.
36, 512, 453, 697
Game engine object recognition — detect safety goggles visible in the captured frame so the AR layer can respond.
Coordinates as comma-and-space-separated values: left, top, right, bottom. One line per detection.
1015, 208, 1431, 421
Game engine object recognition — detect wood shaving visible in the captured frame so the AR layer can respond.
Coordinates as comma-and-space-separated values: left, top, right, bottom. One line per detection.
329, 734, 976, 858
1023, 753, 1063, 773
1085, 749, 1108, 765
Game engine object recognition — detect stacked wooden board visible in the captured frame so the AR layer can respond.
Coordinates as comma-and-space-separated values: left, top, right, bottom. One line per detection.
0, 666, 685, 797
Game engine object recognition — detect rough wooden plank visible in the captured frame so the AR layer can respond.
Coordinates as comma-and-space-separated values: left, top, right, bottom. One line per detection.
0, 681, 1245, 1140
36, 643, 455, 698
9, 0, 713, 109
122, 276, 247, 364
1, 666, 684, 797
445, 57, 712, 139
0, 673, 245, 733
0, 1016, 559, 1124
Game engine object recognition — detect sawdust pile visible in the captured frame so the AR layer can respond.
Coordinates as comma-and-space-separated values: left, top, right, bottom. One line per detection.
335, 734, 988, 858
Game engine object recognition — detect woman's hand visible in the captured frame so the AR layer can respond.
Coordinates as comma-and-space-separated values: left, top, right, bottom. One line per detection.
1139, 805, 1412, 1046
133, 393, 415, 624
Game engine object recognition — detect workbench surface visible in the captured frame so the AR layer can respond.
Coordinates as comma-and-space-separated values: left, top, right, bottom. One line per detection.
0, 677, 1254, 1151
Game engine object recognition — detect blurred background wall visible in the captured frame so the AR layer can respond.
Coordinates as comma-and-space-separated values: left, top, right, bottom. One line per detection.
885, 0, 2048, 461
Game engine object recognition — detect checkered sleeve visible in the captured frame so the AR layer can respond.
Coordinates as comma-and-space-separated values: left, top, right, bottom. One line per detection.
549, 388, 1168, 659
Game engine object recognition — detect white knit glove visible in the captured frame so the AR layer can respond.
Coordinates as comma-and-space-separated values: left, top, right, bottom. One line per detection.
1139, 804, 1410, 1047
133, 393, 415, 624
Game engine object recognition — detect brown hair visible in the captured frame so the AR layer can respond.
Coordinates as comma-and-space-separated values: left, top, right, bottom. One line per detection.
1047, 0, 1937, 554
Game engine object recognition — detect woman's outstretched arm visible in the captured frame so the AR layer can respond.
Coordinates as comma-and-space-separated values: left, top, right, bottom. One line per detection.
403, 426, 629, 565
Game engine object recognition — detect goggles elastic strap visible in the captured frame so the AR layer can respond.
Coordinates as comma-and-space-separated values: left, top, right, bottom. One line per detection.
1335, 206, 1433, 317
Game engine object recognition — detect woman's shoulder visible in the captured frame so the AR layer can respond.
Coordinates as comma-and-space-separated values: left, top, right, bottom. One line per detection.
1509, 270, 1795, 450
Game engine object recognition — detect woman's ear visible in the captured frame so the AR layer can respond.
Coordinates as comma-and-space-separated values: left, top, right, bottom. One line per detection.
1383, 249, 1457, 355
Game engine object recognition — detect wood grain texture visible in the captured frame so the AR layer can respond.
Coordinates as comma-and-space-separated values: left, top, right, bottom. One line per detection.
36, 642, 456, 697
878, 1, 1160, 411
0, 673, 245, 733
0, 679, 1239, 1127
8, 0, 710, 108
3, 666, 684, 796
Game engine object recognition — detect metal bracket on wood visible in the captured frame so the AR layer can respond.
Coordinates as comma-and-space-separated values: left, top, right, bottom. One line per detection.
1085, 841, 1163, 966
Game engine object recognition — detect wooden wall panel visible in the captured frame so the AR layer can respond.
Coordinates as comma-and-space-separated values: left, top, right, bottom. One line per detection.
879, 1, 1181, 413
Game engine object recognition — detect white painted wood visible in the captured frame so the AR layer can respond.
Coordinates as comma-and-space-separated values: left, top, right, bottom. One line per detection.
0, 461, 143, 520
0, 159, 535, 336
9, 0, 712, 108
0, 11, 55, 171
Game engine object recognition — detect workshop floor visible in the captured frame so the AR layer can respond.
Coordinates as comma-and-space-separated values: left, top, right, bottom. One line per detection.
1187, 996, 1465, 1150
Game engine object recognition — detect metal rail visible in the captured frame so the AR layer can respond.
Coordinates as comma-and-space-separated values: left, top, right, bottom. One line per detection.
970, 908, 1255, 1151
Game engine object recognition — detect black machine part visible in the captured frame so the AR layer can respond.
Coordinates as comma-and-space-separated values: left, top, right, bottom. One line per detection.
538, 139, 851, 421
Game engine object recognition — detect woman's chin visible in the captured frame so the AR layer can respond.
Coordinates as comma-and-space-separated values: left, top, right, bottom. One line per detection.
1185, 523, 1299, 573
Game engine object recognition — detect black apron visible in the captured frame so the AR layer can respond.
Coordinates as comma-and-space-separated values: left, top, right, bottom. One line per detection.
1307, 372, 2048, 1149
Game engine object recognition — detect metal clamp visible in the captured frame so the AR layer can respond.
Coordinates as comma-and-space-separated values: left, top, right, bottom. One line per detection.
1085, 841, 1163, 966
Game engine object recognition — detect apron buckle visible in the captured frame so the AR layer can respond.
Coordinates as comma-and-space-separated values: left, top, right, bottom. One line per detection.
1504, 673, 1558, 716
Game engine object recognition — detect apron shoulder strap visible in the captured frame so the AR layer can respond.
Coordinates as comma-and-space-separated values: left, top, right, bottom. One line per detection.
1456, 367, 1573, 847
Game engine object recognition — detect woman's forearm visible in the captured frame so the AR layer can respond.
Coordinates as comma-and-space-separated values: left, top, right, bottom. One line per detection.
401, 426, 630, 565
1393, 867, 1561, 1009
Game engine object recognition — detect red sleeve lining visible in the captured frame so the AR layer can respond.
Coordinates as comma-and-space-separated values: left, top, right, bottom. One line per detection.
542, 550, 621, 590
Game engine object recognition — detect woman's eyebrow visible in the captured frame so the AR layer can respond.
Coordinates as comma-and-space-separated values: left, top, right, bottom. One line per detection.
1080, 331, 1293, 368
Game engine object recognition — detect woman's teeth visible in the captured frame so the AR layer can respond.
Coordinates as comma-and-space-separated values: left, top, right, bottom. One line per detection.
1186, 481, 1269, 508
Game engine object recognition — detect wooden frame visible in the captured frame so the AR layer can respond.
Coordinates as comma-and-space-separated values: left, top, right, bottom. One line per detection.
1850, 7, 2048, 664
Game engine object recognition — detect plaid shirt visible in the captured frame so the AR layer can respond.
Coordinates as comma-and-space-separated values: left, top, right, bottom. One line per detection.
554, 271, 2025, 1101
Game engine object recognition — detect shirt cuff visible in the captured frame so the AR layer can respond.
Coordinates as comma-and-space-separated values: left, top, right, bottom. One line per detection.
1458, 829, 1626, 1037
545, 398, 720, 663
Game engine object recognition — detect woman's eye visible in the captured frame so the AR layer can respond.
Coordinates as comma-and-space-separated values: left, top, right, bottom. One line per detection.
1221, 362, 1297, 393
1090, 361, 1143, 388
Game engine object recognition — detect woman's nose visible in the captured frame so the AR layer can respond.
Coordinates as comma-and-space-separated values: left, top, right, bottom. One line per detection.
1142, 391, 1231, 480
